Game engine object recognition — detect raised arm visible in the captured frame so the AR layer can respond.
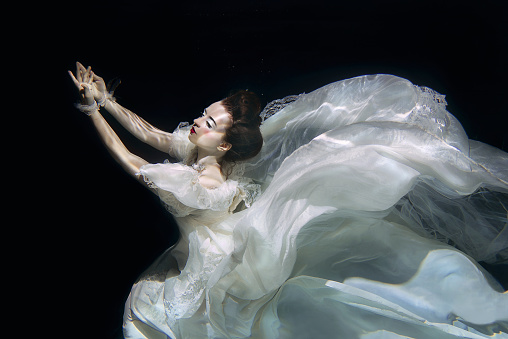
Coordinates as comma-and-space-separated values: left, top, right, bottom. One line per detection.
72, 62, 173, 154
92, 110, 151, 181
69, 66, 154, 190
101, 99, 173, 153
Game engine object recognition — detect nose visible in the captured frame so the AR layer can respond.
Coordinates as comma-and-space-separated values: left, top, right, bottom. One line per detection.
194, 115, 207, 127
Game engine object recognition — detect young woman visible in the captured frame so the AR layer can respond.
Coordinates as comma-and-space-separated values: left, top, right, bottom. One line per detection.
70, 63, 507, 338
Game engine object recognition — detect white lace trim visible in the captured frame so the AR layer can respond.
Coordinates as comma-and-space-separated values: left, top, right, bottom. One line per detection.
158, 190, 197, 217
409, 85, 450, 136
259, 93, 305, 123
138, 163, 261, 217
163, 251, 224, 323
168, 122, 196, 162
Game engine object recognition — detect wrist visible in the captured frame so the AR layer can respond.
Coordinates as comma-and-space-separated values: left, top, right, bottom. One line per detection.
103, 97, 115, 111
97, 92, 116, 108
74, 101, 99, 116
96, 93, 108, 107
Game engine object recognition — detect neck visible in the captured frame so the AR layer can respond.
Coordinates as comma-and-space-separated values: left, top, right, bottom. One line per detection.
196, 148, 224, 167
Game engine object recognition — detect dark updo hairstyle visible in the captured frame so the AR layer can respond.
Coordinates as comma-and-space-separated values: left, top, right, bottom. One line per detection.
221, 90, 263, 163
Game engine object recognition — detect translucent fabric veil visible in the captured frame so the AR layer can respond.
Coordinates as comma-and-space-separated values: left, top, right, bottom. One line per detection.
201, 75, 508, 338
246, 75, 471, 186
242, 74, 507, 263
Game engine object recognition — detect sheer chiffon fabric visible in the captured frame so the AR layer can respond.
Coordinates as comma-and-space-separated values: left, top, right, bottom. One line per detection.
124, 75, 508, 338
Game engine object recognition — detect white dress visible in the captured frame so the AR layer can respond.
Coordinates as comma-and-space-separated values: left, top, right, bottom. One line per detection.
123, 75, 508, 339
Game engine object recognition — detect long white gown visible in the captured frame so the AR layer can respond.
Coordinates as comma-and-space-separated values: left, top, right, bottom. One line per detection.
123, 75, 508, 339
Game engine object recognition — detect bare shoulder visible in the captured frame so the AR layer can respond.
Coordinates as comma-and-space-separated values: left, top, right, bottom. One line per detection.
198, 165, 226, 189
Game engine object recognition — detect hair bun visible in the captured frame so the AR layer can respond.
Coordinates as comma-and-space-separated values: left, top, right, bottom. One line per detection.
222, 90, 264, 162
224, 90, 262, 126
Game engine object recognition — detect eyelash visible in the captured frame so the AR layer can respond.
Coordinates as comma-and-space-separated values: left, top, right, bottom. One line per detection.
201, 111, 213, 128
200, 110, 212, 129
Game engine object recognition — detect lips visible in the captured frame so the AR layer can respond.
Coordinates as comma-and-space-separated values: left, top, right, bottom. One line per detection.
190, 126, 196, 134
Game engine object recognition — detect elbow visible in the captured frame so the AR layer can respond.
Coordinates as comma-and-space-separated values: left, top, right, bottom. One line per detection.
117, 151, 149, 179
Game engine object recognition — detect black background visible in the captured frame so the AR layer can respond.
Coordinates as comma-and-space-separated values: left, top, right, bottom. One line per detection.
37, 0, 508, 337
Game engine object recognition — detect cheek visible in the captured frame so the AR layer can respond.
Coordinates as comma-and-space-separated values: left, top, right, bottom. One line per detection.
199, 131, 225, 145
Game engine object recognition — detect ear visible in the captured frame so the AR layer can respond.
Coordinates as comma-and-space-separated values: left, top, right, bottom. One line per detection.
217, 142, 232, 152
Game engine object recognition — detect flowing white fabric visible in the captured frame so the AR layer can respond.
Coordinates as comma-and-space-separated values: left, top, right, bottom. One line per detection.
123, 75, 508, 339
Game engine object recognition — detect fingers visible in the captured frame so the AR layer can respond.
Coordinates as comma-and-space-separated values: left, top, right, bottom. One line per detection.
91, 70, 107, 95
68, 70, 80, 88
82, 83, 93, 98
81, 65, 92, 83
92, 71, 104, 83
78, 81, 93, 92
72, 62, 105, 100
76, 61, 95, 83
86, 70, 93, 84
78, 82, 95, 104
68, 66, 92, 88
76, 61, 86, 82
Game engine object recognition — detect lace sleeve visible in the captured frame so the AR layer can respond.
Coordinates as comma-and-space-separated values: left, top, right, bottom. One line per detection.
137, 162, 248, 217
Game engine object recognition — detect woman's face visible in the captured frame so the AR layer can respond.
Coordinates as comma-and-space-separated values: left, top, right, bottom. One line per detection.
188, 101, 233, 151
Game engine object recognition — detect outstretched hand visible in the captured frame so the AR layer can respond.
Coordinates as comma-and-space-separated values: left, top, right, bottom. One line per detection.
68, 62, 107, 105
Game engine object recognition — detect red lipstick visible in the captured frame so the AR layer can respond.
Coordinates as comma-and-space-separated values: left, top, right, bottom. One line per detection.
190, 126, 196, 134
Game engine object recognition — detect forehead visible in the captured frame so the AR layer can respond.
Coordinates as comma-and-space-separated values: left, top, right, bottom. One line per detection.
206, 101, 232, 126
